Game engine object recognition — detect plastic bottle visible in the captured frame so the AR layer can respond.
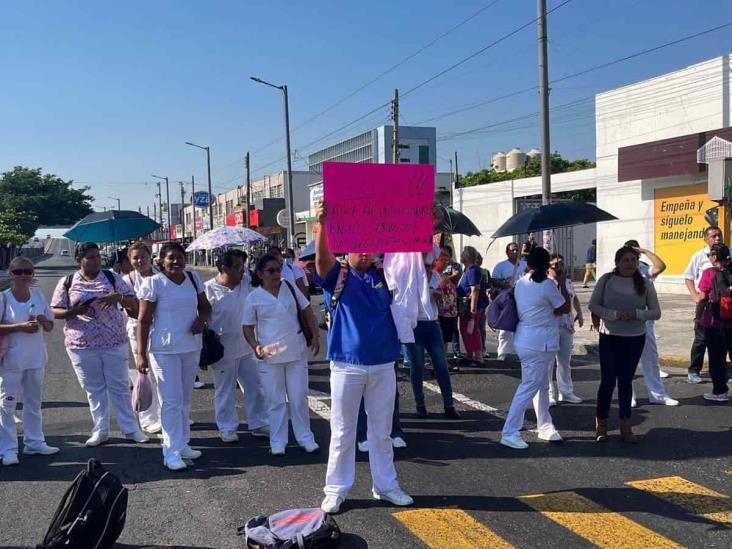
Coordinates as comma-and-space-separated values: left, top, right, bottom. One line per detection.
261, 341, 288, 358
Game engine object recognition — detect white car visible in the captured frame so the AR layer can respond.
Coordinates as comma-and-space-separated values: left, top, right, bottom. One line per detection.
60, 250, 69, 256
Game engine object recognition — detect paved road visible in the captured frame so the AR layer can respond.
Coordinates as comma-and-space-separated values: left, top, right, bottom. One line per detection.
2, 253, 732, 548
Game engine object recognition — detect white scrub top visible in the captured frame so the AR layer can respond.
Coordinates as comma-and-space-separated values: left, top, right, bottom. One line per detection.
205, 276, 252, 360
492, 259, 527, 284
417, 271, 440, 322
513, 273, 566, 352
123, 267, 159, 339
0, 289, 53, 371
138, 271, 204, 355
242, 281, 309, 364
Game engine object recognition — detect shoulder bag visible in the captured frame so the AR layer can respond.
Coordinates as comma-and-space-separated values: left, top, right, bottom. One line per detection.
284, 280, 314, 347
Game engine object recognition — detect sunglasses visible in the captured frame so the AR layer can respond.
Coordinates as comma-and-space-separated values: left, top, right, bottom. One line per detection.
10, 269, 33, 276
264, 267, 282, 274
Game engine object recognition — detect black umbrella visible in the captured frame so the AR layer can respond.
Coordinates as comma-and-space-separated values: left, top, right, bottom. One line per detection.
491, 201, 617, 239
435, 205, 481, 236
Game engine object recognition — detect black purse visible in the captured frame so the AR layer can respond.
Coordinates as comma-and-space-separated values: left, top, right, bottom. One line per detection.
199, 328, 224, 369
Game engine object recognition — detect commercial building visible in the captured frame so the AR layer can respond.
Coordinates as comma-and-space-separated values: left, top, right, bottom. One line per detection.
456, 53, 732, 294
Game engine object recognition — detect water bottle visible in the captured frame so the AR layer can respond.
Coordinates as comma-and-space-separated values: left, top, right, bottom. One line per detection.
261, 341, 288, 359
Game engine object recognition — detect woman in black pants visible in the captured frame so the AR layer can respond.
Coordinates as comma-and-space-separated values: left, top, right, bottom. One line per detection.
589, 246, 661, 443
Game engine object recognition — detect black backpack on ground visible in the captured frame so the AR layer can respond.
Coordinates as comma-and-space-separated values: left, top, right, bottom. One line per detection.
239, 508, 341, 549
37, 459, 128, 549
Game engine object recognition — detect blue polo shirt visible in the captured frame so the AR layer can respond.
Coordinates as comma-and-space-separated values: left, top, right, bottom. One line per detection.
315, 262, 400, 365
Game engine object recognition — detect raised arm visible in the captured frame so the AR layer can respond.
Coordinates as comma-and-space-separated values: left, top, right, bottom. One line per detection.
315, 200, 337, 279
638, 247, 666, 278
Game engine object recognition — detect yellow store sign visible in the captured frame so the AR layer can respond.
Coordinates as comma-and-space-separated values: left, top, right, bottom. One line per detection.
654, 183, 722, 275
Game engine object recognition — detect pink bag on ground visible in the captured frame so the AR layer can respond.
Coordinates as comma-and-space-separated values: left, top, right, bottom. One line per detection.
131, 372, 154, 413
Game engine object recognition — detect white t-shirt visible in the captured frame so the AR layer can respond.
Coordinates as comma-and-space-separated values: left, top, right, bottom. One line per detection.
123, 267, 160, 338
242, 281, 309, 364
417, 271, 440, 322
513, 273, 566, 352
683, 247, 712, 289
492, 259, 527, 285
138, 271, 204, 355
0, 289, 53, 371
282, 262, 307, 286
204, 276, 252, 361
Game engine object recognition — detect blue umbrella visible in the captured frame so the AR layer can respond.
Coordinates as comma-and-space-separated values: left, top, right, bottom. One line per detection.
64, 210, 161, 242
491, 201, 617, 238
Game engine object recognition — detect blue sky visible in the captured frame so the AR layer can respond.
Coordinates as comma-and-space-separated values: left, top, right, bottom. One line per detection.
1, 0, 731, 215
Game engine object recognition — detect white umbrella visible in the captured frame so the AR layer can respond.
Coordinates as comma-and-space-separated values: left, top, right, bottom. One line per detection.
185, 227, 267, 251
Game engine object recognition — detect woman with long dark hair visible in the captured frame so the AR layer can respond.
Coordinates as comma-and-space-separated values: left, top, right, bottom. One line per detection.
589, 246, 661, 443
500, 247, 571, 450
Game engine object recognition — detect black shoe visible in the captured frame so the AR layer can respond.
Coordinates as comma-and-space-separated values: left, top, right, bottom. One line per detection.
444, 406, 461, 420
416, 404, 428, 418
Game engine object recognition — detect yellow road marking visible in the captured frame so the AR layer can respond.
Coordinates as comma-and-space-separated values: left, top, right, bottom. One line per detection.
393, 508, 515, 549
520, 491, 682, 549
627, 476, 732, 525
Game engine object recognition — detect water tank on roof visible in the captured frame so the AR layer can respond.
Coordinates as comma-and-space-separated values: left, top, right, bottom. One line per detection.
527, 148, 541, 159
506, 147, 527, 172
492, 151, 507, 172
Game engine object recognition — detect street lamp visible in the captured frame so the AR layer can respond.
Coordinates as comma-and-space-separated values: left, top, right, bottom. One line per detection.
108, 196, 121, 211
151, 175, 171, 234
250, 76, 295, 246
185, 142, 214, 231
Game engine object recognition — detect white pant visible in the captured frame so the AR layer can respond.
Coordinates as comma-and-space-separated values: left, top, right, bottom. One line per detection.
149, 350, 199, 460
0, 368, 45, 455
264, 357, 314, 450
128, 336, 161, 431
211, 354, 268, 432
497, 330, 515, 358
549, 328, 575, 398
502, 348, 556, 436
324, 361, 399, 498
634, 321, 669, 401
67, 344, 139, 436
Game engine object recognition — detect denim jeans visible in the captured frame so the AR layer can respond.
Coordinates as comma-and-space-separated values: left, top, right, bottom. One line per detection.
404, 320, 455, 408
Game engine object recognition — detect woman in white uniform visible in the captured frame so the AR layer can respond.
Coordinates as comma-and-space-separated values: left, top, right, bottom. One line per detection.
51, 242, 148, 448
500, 247, 571, 450
204, 249, 268, 443
122, 242, 162, 434
243, 253, 320, 456
0, 257, 59, 466
136, 242, 212, 471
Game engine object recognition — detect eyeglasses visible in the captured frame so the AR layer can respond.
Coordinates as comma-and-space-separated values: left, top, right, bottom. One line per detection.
10, 269, 33, 276
264, 267, 282, 274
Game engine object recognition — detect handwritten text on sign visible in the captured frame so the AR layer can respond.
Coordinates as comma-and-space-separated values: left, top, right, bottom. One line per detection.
323, 162, 435, 253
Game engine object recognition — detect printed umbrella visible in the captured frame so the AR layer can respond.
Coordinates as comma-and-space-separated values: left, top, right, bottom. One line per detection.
491, 201, 617, 238
64, 210, 160, 242
435, 205, 481, 236
186, 226, 267, 251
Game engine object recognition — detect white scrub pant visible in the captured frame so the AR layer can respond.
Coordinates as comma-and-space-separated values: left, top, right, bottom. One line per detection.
324, 361, 399, 498
502, 348, 556, 436
149, 350, 199, 460
0, 367, 45, 455
497, 330, 515, 358
549, 328, 575, 398
128, 334, 161, 431
633, 321, 669, 401
264, 357, 314, 450
67, 344, 139, 436
211, 354, 267, 432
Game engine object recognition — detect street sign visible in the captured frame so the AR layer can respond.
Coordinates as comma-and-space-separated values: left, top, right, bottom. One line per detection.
276, 209, 290, 229
194, 192, 210, 208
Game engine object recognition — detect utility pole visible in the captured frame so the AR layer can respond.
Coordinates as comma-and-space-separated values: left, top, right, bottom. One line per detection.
191, 175, 197, 239
449, 158, 454, 207
165, 177, 171, 233
153, 202, 157, 226
392, 89, 400, 164
245, 152, 251, 228
155, 182, 163, 238
454, 151, 460, 187
537, 0, 552, 249
180, 181, 186, 240
282, 87, 295, 246
146, 206, 150, 218
206, 149, 214, 230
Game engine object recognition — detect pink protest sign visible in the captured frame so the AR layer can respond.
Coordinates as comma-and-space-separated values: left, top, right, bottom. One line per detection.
323, 161, 434, 253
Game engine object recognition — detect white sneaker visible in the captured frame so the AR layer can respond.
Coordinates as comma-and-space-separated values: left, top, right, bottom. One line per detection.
649, 396, 679, 406
321, 494, 345, 514
13, 414, 22, 424
302, 441, 320, 454
125, 430, 150, 444
357, 440, 369, 453
23, 443, 60, 456
631, 397, 637, 408
164, 453, 187, 471
85, 432, 109, 448
372, 487, 413, 506
559, 393, 583, 404
270, 446, 286, 456
142, 422, 162, 434
181, 446, 202, 460
2, 451, 19, 466
704, 392, 730, 402
391, 437, 407, 449
660, 369, 670, 378
193, 380, 205, 389
219, 431, 239, 443
548, 396, 557, 407
496, 355, 507, 362
500, 433, 528, 449
538, 430, 563, 442
250, 426, 270, 438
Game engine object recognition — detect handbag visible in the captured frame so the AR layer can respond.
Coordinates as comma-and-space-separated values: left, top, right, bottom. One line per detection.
283, 281, 314, 346
199, 328, 225, 369
131, 372, 153, 413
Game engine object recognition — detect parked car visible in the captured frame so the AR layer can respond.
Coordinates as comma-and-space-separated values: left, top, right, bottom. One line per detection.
60, 250, 69, 256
